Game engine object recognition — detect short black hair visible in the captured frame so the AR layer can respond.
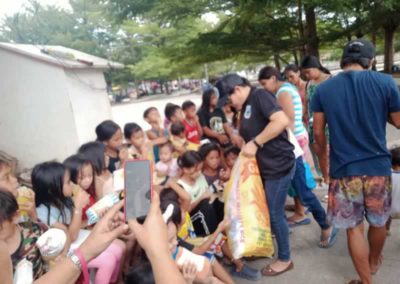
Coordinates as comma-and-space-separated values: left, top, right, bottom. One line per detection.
95, 120, 121, 142
391, 147, 400, 167
125, 262, 154, 284
224, 145, 241, 158
164, 103, 181, 121
258, 66, 284, 81
340, 57, 371, 70
124, 123, 143, 139
160, 190, 182, 227
143, 107, 158, 119
0, 190, 18, 224
170, 122, 185, 136
182, 100, 196, 111
284, 64, 300, 74
198, 142, 220, 161
177, 151, 202, 169
78, 142, 106, 175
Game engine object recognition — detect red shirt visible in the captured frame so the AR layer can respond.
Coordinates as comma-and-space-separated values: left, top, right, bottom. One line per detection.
183, 119, 200, 144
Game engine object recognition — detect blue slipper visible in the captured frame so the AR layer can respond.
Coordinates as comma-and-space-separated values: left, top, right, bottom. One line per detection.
288, 218, 311, 228
318, 227, 339, 249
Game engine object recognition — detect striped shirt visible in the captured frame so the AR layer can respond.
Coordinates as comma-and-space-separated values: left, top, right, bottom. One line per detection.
277, 83, 306, 137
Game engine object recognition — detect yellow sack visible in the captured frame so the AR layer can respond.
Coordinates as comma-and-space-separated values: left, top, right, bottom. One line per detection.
224, 155, 274, 259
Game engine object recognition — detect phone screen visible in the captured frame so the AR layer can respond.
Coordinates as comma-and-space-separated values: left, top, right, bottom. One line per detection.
124, 160, 152, 221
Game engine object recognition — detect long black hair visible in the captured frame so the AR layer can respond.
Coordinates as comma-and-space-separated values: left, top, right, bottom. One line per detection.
177, 151, 202, 169
95, 120, 120, 142
0, 190, 18, 224
258, 66, 285, 81
32, 161, 73, 225
284, 64, 300, 74
198, 142, 221, 161
200, 88, 216, 112
300, 55, 331, 75
78, 142, 106, 176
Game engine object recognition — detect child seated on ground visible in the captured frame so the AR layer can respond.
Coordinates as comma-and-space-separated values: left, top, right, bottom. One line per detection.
165, 103, 185, 130
143, 107, 169, 163
170, 122, 199, 155
182, 100, 203, 144
155, 142, 179, 183
95, 120, 124, 173
124, 122, 154, 160
0, 190, 48, 280
223, 146, 240, 170
199, 143, 222, 185
33, 161, 125, 284
0, 159, 37, 221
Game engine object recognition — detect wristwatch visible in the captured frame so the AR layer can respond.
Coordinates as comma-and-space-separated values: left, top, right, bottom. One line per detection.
252, 138, 263, 149
67, 251, 82, 271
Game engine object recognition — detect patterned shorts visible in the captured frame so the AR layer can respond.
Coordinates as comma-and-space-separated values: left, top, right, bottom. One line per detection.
327, 176, 392, 229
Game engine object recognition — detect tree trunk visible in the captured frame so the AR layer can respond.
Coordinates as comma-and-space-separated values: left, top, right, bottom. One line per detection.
304, 5, 319, 58
297, 0, 306, 58
273, 54, 281, 70
383, 24, 396, 73
292, 49, 299, 65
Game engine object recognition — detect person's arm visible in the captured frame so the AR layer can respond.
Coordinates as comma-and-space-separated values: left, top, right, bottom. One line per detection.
69, 190, 90, 241
242, 110, 289, 157
35, 201, 129, 284
51, 223, 72, 256
188, 191, 212, 213
0, 241, 13, 284
313, 112, 328, 160
194, 116, 204, 138
389, 112, 400, 129
192, 219, 230, 255
277, 91, 295, 132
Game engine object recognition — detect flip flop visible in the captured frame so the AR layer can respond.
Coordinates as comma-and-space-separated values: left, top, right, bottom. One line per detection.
347, 280, 362, 284
262, 261, 294, 277
319, 227, 339, 249
288, 218, 311, 228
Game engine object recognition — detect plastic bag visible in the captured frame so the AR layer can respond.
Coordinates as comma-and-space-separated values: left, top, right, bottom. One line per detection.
13, 259, 33, 284
224, 155, 274, 259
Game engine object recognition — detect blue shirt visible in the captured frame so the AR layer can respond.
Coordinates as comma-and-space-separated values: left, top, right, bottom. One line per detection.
311, 70, 400, 178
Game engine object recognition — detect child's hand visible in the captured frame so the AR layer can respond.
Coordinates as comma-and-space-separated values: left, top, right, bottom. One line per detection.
231, 134, 244, 148
181, 261, 197, 284
217, 134, 229, 145
119, 147, 130, 162
19, 200, 37, 220
73, 190, 90, 209
219, 168, 231, 182
217, 218, 231, 233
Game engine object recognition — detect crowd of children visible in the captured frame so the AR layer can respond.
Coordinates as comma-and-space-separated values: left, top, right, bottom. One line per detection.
0, 51, 399, 284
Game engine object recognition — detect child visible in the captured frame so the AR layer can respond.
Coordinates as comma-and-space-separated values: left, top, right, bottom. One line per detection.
33, 161, 124, 284
170, 122, 199, 155
387, 147, 400, 234
198, 143, 222, 185
223, 146, 240, 170
155, 142, 179, 181
78, 142, 114, 197
124, 122, 154, 160
177, 151, 221, 236
165, 103, 184, 129
63, 154, 98, 223
181, 100, 203, 144
95, 120, 124, 173
0, 159, 37, 221
143, 107, 169, 163
222, 103, 239, 135
0, 190, 48, 280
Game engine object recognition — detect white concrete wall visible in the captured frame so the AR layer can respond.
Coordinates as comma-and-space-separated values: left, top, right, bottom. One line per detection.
64, 69, 112, 144
0, 49, 80, 169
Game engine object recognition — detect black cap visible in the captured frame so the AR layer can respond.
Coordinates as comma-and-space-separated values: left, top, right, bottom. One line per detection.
216, 74, 248, 108
342, 39, 375, 60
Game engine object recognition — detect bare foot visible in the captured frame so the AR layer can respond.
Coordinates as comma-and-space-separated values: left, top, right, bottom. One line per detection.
370, 254, 383, 275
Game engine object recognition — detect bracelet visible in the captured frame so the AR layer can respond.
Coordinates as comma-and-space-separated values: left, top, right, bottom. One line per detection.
75, 248, 90, 284
252, 138, 263, 149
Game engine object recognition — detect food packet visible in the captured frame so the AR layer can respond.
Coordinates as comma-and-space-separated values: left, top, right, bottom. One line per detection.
86, 192, 121, 225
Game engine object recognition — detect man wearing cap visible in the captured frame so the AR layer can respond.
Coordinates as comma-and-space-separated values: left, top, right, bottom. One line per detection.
311, 39, 400, 284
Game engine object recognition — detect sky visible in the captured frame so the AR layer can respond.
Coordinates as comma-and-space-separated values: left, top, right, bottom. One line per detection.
0, 0, 71, 19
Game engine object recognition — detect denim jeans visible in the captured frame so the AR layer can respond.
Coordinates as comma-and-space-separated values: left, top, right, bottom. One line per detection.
292, 157, 330, 230
264, 166, 295, 262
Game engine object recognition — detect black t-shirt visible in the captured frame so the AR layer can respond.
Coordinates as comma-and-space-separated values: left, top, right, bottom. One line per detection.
108, 156, 120, 173
197, 108, 227, 138
239, 88, 295, 180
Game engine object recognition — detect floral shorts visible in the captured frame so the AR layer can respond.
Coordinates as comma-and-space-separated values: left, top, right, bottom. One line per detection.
327, 176, 392, 229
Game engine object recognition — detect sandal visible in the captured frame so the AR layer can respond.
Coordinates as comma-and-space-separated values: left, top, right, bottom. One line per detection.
319, 227, 338, 249
261, 261, 294, 276
347, 280, 362, 284
288, 218, 311, 228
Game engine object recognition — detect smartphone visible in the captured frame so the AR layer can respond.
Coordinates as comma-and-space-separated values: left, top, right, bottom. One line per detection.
124, 160, 152, 221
